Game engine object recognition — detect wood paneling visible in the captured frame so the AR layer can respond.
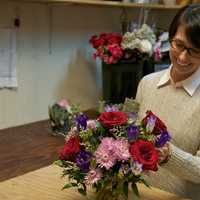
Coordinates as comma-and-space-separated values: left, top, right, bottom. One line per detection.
0, 120, 64, 182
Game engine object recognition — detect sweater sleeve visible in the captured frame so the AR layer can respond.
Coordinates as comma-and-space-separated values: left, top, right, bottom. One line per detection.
164, 143, 200, 183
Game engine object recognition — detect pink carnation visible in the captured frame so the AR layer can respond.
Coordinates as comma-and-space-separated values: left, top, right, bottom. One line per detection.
114, 139, 130, 161
95, 137, 117, 170
84, 169, 102, 185
65, 126, 78, 142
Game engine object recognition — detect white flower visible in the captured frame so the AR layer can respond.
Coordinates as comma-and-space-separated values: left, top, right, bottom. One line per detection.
121, 24, 156, 55
87, 120, 97, 130
138, 39, 153, 54
131, 161, 143, 176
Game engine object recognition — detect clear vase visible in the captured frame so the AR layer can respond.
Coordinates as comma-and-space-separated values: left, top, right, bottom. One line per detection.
95, 186, 125, 200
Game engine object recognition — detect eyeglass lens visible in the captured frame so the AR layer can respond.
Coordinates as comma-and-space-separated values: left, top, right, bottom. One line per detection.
171, 39, 200, 58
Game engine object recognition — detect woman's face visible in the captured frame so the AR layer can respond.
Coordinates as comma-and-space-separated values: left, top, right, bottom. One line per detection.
169, 25, 200, 76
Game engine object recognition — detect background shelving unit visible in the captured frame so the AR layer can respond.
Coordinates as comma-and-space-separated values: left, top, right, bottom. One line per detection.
9, 0, 183, 10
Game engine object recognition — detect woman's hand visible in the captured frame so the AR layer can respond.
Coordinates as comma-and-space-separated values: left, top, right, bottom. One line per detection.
156, 142, 171, 164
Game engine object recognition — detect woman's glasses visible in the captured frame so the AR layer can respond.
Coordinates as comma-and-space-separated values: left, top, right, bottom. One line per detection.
170, 39, 200, 59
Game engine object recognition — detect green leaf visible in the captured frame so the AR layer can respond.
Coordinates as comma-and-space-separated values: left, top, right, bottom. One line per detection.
123, 181, 128, 200
98, 100, 106, 113
78, 188, 86, 196
131, 182, 140, 198
62, 183, 77, 190
122, 98, 140, 113
140, 178, 151, 188
54, 160, 63, 167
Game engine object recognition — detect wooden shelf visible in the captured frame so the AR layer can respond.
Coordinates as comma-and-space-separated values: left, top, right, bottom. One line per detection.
10, 0, 183, 10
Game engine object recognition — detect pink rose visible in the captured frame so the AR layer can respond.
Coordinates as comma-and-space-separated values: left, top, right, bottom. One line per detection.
57, 99, 70, 109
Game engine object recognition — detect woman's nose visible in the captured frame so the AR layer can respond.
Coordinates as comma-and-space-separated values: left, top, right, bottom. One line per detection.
178, 49, 190, 62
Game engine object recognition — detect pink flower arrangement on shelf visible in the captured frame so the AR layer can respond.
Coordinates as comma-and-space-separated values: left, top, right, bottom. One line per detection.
89, 33, 123, 64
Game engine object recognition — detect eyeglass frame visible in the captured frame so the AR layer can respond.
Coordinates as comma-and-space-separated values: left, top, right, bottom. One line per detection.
170, 39, 200, 59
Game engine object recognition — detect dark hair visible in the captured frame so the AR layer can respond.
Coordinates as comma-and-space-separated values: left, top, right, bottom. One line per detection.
169, 3, 200, 49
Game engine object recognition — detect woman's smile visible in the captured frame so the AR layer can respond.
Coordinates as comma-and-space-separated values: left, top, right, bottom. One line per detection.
176, 59, 190, 67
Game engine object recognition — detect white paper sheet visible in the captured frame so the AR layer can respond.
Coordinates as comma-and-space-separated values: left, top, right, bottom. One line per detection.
0, 28, 17, 88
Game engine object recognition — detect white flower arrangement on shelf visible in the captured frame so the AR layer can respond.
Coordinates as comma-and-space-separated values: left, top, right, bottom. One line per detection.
121, 24, 156, 56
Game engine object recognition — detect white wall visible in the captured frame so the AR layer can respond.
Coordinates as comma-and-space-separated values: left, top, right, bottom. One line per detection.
0, 1, 177, 129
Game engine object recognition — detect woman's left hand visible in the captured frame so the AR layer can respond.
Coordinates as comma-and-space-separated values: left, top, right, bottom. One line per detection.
156, 142, 171, 164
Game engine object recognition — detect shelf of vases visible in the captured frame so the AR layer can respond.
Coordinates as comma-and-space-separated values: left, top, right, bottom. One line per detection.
9, 0, 183, 10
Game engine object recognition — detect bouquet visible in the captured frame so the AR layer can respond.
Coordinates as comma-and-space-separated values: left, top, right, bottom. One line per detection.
89, 33, 123, 64
121, 24, 156, 61
55, 100, 171, 200
48, 99, 80, 136
89, 24, 159, 65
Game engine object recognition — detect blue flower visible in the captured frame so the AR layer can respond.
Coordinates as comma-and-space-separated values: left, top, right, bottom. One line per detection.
127, 125, 139, 143
155, 131, 171, 147
75, 150, 92, 172
76, 113, 88, 131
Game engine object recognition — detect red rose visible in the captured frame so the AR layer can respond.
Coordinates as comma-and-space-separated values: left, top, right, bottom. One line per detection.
59, 136, 80, 161
106, 33, 122, 45
108, 44, 123, 59
89, 35, 105, 49
98, 111, 128, 128
129, 139, 158, 171
142, 111, 167, 135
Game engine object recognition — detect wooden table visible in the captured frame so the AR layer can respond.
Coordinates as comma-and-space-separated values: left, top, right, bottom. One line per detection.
0, 165, 191, 200
0, 119, 191, 200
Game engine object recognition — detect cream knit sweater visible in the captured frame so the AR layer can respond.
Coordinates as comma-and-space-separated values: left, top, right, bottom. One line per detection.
136, 70, 200, 200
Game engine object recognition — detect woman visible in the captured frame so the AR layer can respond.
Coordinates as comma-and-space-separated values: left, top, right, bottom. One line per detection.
136, 4, 200, 200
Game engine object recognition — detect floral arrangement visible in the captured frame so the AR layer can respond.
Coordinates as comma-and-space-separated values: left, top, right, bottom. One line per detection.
55, 100, 171, 200
89, 33, 123, 64
48, 99, 80, 136
89, 24, 160, 64
121, 24, 156, 60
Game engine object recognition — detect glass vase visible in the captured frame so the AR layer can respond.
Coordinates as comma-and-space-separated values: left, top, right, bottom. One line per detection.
95, 186, 125, 200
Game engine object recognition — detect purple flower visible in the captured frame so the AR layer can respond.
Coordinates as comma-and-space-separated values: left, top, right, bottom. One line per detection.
76, 113, 88, 131
127, 125, 139, 143
155, 131, 171, 147
75, 150, 92, 172
146, 115, 156, 133
120, 164, 130, 175
131, 161, 143, 176
104, 105, 119, 112
127, 112, 137, 122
